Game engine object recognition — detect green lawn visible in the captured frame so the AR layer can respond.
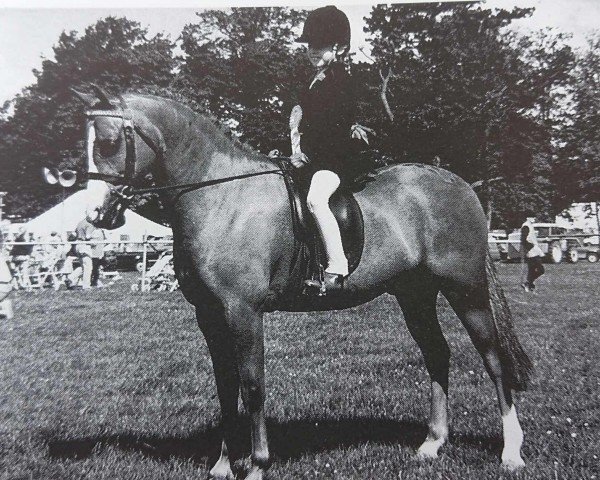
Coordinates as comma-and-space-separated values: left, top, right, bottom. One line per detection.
1, 264, 598, 479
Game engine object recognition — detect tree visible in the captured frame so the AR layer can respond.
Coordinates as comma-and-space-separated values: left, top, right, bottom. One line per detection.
559, 33, 600, 206
177, 7, 308, 153
363, 3, 576, 227
1, 8, 588, 229
0, 17, 177, 218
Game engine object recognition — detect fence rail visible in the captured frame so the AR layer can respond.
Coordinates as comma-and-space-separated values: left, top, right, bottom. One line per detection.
3, 233, 598, 293
2, 238, 175, 292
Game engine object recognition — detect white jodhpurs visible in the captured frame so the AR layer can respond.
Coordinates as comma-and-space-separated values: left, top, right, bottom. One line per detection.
306, 170, 349, 276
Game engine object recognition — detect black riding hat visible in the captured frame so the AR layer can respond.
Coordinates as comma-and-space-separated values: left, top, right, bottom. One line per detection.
297, 6, 351, 48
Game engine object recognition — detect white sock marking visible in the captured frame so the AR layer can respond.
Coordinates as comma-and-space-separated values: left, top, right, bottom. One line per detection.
502, 405, 525, 468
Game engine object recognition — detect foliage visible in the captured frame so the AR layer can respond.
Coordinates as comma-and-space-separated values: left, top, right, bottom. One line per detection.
558, 33, 600, 205
363, 4, 577, 227
0, 6, 597, 229
176, 7, 308, 153
0, 17, 177, 218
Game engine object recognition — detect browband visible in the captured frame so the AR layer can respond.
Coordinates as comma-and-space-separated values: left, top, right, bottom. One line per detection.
86, 109, 129, 118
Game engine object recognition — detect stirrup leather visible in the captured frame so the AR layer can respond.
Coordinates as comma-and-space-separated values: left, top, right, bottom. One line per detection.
304, 270, 345, 296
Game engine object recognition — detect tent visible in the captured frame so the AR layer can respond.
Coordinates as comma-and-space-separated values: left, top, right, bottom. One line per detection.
107, 209, 171, 243
24, 190, 171, 241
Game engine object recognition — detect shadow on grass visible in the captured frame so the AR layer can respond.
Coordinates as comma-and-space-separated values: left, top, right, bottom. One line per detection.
44, 416, 502, 465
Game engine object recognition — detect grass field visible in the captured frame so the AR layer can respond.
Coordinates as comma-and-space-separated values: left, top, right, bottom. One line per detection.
1, 264, 599, 479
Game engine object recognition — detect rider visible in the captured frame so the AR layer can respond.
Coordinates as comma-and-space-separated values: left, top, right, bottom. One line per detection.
291, 5, 369, 292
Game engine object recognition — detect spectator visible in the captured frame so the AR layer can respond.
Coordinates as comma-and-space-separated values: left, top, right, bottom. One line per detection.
520, 217, 545, 292
90, 227, 106, 287
37, 231, 64, 272
63, 232, 80, 288
69, 216, 98, 289
44, 231, 66, 257
10, 228, 33, 288
0, 225, 13, 305
1, 226, 14, 318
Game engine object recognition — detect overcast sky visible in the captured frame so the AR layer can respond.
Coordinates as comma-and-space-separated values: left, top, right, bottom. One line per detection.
0, 0, 599, 105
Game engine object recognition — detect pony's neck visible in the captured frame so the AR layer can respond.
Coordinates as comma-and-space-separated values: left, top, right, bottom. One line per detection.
130, 95, 272, 187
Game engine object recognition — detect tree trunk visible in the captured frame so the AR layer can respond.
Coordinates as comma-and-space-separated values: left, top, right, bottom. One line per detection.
487, 196, 493, 230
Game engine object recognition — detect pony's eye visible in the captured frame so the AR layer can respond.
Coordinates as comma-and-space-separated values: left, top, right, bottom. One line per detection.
95, 138, 120, 157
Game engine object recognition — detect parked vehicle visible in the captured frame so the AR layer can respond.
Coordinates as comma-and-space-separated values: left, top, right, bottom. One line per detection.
488, 230, 508, 261
576, 245, 599, 263
583, 235, 599, 246
105, 251, 163, 272
106, 235, 173, 272
506, 223, 585, 264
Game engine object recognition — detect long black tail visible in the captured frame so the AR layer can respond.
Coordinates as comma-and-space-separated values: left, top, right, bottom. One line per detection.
485, 250, 534, 391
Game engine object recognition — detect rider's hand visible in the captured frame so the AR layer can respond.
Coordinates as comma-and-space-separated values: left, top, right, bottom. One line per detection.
351, 124, 376, 144
290, 152, 309, 168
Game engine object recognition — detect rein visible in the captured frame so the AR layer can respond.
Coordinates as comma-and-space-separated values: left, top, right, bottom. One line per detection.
86, 101, 283, 197
123, 168, 283, 196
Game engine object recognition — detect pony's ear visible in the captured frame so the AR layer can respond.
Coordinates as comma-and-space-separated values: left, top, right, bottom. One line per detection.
70, 87, 97, 107
90, 84, 114, 107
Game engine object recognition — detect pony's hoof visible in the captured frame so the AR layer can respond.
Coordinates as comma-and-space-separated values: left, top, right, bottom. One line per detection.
208, 472, 234, 480
243, 465, 264, 480
502, 456, 525, 471
208, 473, 234, 480
416, 438, 444, 459
208, 462, 234, 480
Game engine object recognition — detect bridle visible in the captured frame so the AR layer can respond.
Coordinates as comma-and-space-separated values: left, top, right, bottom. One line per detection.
85, 104, 163, 189
85, 97, 282, 197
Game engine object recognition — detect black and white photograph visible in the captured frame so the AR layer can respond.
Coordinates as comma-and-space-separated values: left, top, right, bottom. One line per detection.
0, 0, 598, 478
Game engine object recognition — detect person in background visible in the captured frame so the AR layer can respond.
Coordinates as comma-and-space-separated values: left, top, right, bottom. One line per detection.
10, 228, 33, 288
45, 230, 61, 249
520, 217, 545, 292
70, 216, 98, 289
90, 227, 106, 287
63, 232, 80, 288
0, 226, 14, 318
38, 231, 64, 271
0, 226, 12, 294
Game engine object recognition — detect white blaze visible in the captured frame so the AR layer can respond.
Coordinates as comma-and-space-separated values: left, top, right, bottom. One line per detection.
85, 120, 110, 217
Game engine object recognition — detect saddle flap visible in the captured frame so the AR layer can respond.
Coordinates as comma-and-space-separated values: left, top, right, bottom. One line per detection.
329, 190, 364, 274
274, 159, 364, 277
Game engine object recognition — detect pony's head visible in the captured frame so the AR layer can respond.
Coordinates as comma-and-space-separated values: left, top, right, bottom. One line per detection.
71, 85, 164, 229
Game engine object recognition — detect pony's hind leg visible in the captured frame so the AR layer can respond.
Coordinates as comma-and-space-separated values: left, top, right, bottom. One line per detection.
393, 280, 449, 459
442, 284, 525, 470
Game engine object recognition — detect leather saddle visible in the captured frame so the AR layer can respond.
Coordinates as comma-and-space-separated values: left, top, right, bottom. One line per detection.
274, 159, 364, 293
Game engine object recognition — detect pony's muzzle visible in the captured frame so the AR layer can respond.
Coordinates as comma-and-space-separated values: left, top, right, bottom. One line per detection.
92, 189, 129, 230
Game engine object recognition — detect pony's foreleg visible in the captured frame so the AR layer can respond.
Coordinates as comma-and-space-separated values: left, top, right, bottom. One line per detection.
443, 286, 525, 470
227, 300, 269, 480
196, 304, 239, 480
394, 286, 449, 459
